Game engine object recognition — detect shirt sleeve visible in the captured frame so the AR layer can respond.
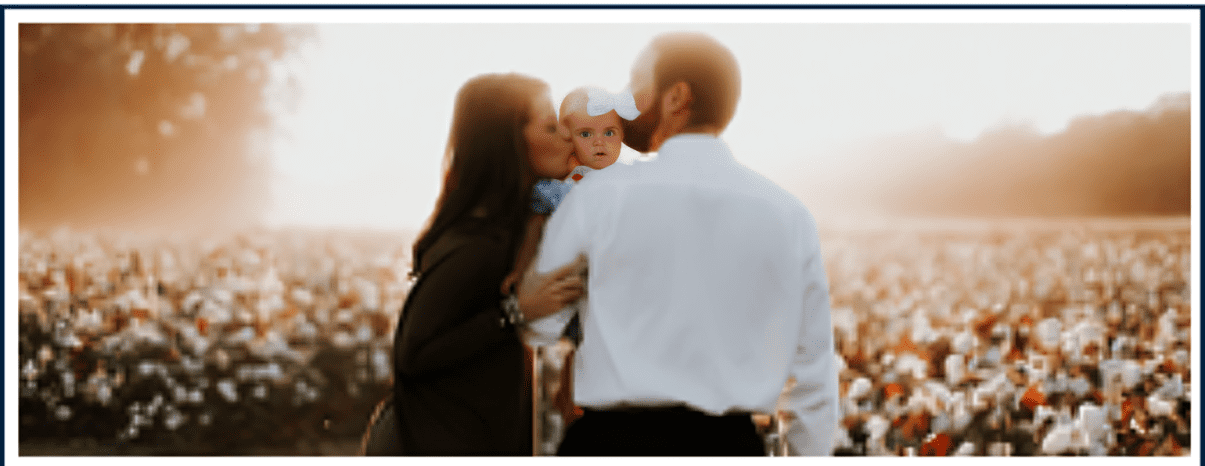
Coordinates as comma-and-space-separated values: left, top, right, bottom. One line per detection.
531, 179, 573, 215
778, 226, 840, 456
394, 236, 515, 378
524, 182, 591, 345
524, 305, 576, 347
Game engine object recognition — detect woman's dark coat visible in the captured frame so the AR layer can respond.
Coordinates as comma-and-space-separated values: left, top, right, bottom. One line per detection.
392, 224, 532, 455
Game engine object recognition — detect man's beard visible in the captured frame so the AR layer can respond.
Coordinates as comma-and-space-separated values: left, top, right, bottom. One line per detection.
622, 96, 661, 153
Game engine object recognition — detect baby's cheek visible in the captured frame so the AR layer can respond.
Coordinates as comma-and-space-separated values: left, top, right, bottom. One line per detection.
573, 140, 591, 156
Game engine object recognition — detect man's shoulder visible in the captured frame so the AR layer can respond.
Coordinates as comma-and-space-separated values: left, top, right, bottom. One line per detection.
730, 162, 812, 218
573, 160, 641, 190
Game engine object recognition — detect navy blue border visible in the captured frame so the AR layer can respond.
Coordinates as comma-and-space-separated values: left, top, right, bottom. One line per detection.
2, 7, 7, 459
3, 2, 1202, 459
0, 4, 1201, 9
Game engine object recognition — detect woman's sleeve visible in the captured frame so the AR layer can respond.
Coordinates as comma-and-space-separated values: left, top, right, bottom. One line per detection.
531, 179, 573, 215
395, 237, 514, 379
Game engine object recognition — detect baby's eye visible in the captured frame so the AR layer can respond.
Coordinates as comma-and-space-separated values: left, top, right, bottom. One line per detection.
579, 131, 591, 138
604, 130, 616, 137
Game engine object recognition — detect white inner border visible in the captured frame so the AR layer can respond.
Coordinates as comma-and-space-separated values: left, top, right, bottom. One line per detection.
5, 6, 1199, 466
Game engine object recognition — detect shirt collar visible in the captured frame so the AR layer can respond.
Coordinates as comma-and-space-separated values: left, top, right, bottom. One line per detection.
654, 133, 734, 164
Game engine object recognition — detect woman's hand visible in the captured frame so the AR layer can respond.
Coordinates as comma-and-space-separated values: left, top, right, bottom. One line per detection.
500, 270, 522, 297
515, 253, 587, 321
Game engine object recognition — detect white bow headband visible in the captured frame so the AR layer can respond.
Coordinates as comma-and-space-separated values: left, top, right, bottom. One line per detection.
585, 87, 641, 121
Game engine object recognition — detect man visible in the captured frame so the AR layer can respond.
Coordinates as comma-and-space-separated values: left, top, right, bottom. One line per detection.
522, 32, 838, 456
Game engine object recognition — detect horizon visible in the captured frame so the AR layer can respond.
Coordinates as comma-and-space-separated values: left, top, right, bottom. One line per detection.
7, 10, 1196, 233
266, 20, 1192, 231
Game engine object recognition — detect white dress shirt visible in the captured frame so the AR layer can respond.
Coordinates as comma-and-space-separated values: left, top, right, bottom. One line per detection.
527, 134, 839, 456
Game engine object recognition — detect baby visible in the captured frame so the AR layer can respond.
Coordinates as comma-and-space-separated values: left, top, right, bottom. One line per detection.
529, 86, 636, 214
515, 86, 641, 438
562, 86, 633, 172
512, 86, 639, 282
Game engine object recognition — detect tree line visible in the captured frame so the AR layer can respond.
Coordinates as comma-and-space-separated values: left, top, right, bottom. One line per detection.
20, 23, 314, 231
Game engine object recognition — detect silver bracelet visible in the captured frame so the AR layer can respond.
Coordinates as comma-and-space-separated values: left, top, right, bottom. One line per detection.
500, 294, 527, 329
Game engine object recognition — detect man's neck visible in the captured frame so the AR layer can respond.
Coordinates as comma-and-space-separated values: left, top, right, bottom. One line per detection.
681, 123, 722, 135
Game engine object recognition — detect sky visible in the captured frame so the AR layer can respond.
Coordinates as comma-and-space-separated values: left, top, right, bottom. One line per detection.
265, 13, 1193, 231
6, 8, 1189, 232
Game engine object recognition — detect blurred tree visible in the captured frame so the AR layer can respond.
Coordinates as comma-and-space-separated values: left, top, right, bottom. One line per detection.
872, 92, 1191, 218
20, 23, 314, 231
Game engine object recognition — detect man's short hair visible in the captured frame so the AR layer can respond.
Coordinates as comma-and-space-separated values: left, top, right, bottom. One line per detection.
649, 32, 741, 131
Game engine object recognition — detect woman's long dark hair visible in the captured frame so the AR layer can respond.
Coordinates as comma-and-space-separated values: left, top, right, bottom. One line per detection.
411, 73, 547, 277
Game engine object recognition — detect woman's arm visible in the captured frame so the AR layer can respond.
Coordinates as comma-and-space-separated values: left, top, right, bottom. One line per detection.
395, 236, 515, 379
501, 215, 548, 295
506, 213, 587, 322
396, 233, 583, 379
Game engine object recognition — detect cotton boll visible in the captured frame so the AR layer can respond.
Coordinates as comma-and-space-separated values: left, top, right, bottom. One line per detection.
1068, 376, 1092, 398
1121, 361, 1142, 390
188, 389, 203, 404
952, 331, 975, 355
1036, 318, 1061, 351
251, 383, 268, 400
291, 288, 314, 307
945, 354, 966, 386
1076, 404, 1106, 438
848, 377, 872, 400
1173, 350, 1189, 369
54, 404, 73, 421
1158, 373, 1184, 399
1147, 395, 1174, 418
217, 379, 238, 403
931, 412, 952, 433
865, 414, 889, 440
1143, 358, 1162, 376
1042, 424, 1074, 455
952, 407, 973, 431
332, 331, 355, 350
164, 408, 185, 431
894, 353, 927, 380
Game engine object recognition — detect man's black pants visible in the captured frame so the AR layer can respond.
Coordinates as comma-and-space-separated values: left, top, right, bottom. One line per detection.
556, 407, 765, 456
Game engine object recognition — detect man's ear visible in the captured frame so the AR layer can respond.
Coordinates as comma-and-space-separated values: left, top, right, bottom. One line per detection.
661, 81, 693, 116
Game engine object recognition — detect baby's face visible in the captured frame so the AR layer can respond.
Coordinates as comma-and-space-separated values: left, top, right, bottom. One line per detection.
565, 111, 623, 170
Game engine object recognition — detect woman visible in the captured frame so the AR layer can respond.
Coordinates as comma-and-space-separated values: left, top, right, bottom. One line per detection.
391, 73, 586, 455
